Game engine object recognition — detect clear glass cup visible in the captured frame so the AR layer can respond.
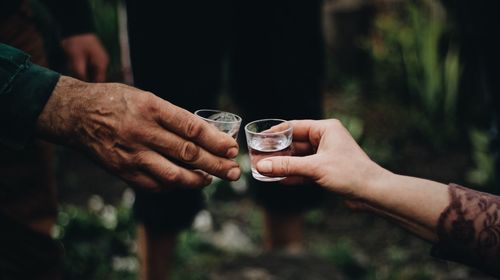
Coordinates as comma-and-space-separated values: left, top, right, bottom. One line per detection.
194, 109, 242, 139
245, 119, 293, 182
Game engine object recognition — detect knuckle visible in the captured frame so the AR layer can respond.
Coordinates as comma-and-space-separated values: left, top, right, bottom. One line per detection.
219, 137, 235, 150
185, 119, 203, 139
139, 95, 155, 112
161, 168, 179, 183
128, 124, 146, 139
132, 91, 155, 112
179, 141, 200, 162
211, 159, 225, 174
280, 159, 291, 175
330, 119, 342, 127
131, 151, 149, 166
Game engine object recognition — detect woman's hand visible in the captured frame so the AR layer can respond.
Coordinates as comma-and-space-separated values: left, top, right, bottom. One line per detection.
256, 119, 388, 198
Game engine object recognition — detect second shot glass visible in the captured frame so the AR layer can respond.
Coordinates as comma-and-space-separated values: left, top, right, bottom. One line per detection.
194, 109, 242, 139
244, 119, 293, 182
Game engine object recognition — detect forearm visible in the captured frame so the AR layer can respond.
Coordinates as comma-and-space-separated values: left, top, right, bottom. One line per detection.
260, 119, 500, 274
36, 75, 89, 145
356, 171, 449, 242
357, 170, 500, 275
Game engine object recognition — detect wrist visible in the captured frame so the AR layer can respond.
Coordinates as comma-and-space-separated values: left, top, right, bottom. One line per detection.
352, 161, 394, 203
36, 76, 90, 145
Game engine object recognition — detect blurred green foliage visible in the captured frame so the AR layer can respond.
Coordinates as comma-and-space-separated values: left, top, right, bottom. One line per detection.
56, 1, 495, 279
325, 238, 369, 279
56, 200, 137, 280
367, 2, 461, 147
328, 1, 493, 186
467, 129, 494, 187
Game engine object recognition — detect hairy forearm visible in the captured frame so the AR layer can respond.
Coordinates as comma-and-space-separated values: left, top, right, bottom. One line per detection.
36, 76, 87, 144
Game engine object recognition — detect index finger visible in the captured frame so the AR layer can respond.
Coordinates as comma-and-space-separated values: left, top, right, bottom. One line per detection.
90, 50, 109, 82
91, 59, 108, 82
155, 100, 239, 158
68, 55, 88, 81
289, 120, 318, 141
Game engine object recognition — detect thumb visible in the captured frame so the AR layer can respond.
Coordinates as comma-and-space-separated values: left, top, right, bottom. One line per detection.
91, 61, 107, 82
68, 54, 88, 81
90, 52, 109, 82
256, 155, 315, 178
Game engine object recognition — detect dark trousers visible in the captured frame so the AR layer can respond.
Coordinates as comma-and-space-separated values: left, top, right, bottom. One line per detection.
127, 0, 326, 232
445, 1, 500, 193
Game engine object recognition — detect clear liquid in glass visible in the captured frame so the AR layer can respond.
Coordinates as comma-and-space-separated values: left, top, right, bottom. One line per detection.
248, 135, 291, 181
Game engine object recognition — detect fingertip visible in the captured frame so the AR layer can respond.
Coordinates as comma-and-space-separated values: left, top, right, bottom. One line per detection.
93, 71, 107, 83
204, 175, 213, 185
226, 147, 239, 158
226, 167, 241, 181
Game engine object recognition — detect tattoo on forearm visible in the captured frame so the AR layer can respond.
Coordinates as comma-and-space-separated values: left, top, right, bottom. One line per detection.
436, 184, 500, 275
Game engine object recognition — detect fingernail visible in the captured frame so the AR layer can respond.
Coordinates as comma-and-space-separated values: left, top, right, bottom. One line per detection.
226, 167, 241, 181
204, 175, 213, 185
226, 147, 238, 158
257, 160, 272, 173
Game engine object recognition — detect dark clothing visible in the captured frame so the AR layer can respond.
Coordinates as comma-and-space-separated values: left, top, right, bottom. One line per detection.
0, 0, 96, 38
0, 0, 60, 225
0, 212, 62, 280
0, 0, 95, 229
432, 184, 500, 278
126, 0, 326, 231
133, 188, 205, 233
0, 2, 94, 279
443, 1, 500, 194
0, 43, 59, 149
39, 0, 96, 38
0, 43, 61, 279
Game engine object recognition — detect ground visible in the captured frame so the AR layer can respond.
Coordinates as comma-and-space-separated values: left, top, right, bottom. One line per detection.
55, 147, 495, 280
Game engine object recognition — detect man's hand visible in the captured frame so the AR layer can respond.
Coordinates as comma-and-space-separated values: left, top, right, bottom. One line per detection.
61, 33, 109, 82
256, 119, 386, 197
36, 76, 240, 189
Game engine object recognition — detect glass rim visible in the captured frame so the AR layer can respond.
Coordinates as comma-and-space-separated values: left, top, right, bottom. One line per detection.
194, 109, 242, 124
244, 118, 292, 136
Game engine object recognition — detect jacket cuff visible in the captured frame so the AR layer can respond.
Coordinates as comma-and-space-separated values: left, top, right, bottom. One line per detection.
0, 61, 60, 149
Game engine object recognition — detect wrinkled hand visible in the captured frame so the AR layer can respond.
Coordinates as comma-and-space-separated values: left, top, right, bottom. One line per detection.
37, 76, 240, 190
61, 33, 109, 82
256, 119, 385, 197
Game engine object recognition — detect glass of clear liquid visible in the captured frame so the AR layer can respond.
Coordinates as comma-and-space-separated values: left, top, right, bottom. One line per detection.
194, 109, 242, 139
245, 119, 293, 182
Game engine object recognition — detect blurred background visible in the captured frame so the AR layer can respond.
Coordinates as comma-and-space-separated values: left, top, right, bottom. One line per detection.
51, 0, 496, 279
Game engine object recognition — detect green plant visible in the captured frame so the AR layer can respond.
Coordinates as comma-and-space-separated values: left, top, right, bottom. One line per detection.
368, 2, 461, 149
55, 195, 137, 280
467, 129, 494, 188
326, 239, 369, 279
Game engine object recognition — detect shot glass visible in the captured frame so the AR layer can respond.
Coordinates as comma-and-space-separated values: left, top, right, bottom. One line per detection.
245, 119, 293, 182
194, 109, 242, 139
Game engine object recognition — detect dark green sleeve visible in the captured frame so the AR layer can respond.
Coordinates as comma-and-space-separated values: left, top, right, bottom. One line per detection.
0, 43, 61, 149
40, 0, 96, 38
